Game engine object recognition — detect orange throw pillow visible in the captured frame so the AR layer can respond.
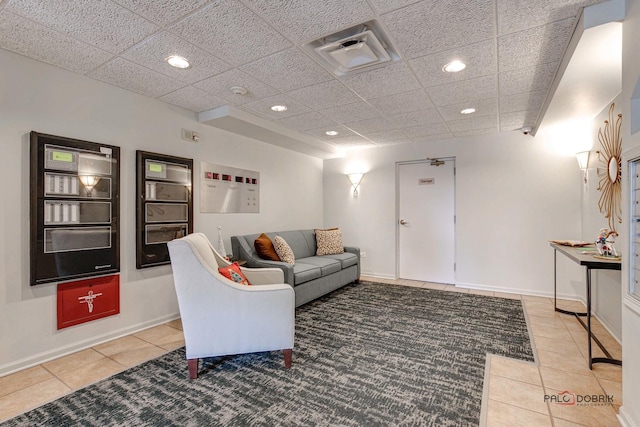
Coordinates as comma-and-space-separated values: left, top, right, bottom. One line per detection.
218, 262, 250, 285
254, 233, 281, 261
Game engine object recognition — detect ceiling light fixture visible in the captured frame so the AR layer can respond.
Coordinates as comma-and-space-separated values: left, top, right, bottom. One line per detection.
230, 86, 248, 96
270, 105, 288, 112
326, 130, 338, 136
442, 60, 466, 73
460, 108, 476, 114
165, 55, 190, 69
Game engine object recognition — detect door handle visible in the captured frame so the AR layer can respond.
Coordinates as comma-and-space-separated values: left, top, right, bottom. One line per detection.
399, 219, 407, 225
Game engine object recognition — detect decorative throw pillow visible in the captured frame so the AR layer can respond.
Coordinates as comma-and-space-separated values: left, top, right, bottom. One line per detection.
218, 262, 250, 285
315, 228, 344, 256
254, 233, 281, 261
273, 235, 295, 264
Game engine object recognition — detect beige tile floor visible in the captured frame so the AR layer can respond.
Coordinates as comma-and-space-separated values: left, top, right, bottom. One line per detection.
0, 280, 622, 426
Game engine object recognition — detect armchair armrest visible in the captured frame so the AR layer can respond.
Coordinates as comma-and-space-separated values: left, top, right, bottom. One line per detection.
240, 267, 285, 285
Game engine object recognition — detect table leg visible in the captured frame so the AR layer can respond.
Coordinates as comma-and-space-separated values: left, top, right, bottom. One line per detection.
587, 266, 592, 369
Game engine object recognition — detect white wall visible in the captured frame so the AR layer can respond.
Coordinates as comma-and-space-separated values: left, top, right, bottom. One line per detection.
619, 0, 640, 424
0, 49, 323, 375
323, 131, 582, 295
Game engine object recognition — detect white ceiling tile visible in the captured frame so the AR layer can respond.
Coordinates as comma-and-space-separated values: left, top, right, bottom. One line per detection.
382, 0, 494, 59
113, 0, 210, 26
304, 125, 357, 140
498, 19, 574, 72
413, 133, 454, 143
426, 75, 497, 107
500, 90, 546, 113
122, 31, 231, 84
320, 102, 382, 122
500, 110, 538, 131
286, 80, 361, 110
496, 0, 599, 35
170, 1, 291, 66
499, 62, 558, 95
452, 128, 496, 138
6, 0, 158, 54
375, 139, 413, 146
386, 109, 443, 128
159, 86, 227, 113
447, 114, 498, 132
275, 112, 338, 132
437, 98, 498, 121
369, 0, 421, 15
88, 57, 185, 98
0, 11, 113, 74
240, 94, 311, 120
367, 90, 435, 115
194, 69, 278, 105
243, 0, 373, 43
241, 47, 332, 92
345, 117, 396, 134
409, 40, 496, 87
403, 122, 451, 138
327, 135, 375, 148
340, 62, 421, 99
361, 129, 408, 143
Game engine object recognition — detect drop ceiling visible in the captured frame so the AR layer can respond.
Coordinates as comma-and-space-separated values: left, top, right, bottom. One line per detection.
0, 0, 614, 156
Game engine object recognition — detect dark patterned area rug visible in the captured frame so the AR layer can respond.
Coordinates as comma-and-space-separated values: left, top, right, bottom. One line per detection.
3, 281, 533, 426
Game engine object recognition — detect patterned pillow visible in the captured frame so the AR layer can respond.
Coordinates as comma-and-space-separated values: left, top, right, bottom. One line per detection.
315, 228, 344, 256
218, 262, 250, 285
273, 235, 295, 264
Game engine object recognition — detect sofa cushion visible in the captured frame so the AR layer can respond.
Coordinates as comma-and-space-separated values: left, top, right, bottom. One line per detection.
293, 262, 322, 285
315, 228, 344, 256
297, 256, 341, 276
254, 233, 281, 261
273, 236, 295, 264
276, 230, 316, 259
323, 252, 358, 269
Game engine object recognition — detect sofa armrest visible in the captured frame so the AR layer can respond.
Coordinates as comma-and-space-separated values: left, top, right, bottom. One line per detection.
344, 246, 361, 279
230, 236, 295, 286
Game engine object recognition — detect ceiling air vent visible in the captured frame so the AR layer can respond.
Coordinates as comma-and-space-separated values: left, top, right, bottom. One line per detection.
305, 21, 399, 76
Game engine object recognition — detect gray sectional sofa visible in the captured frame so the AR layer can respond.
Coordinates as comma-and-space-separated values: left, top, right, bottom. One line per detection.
231, 229, 360, 307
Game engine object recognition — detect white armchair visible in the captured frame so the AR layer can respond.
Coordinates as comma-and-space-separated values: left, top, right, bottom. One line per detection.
167, 233, 295, 379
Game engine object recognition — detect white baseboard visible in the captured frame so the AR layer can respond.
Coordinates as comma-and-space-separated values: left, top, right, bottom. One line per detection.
0, 313, 180, 377
618, 406, 639, 427
361, 271, 397, 280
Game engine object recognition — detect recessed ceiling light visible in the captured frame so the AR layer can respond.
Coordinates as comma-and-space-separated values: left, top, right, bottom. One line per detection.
460, 107, 476, 114
442, 60, 466, 73
165, 55, 190, 69
325, 130, 338, 136
270, 105, 288, 112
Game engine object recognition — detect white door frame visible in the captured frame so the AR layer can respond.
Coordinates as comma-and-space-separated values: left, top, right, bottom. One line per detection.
395, 157, 457, 281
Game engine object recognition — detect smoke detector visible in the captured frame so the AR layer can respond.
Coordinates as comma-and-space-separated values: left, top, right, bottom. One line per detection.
305, 21, 399, 76
230, 86, 248, 96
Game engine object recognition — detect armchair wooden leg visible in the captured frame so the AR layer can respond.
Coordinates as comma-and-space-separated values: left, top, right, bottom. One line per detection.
283, 349, 292, 369
188, 358, 199, 380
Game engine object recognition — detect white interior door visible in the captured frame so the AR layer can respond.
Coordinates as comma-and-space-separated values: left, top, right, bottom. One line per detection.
398, 160, 455, 284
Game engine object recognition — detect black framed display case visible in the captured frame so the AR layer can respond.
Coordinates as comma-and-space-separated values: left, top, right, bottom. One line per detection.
136, 151, 193, 269
30, 132, 120, 286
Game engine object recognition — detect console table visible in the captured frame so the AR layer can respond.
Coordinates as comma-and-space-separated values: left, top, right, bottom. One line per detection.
550, 243, 622, 369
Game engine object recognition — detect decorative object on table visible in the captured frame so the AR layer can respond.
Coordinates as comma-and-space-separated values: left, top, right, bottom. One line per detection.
217, 226, 228, 260
548, 239, 592, 247
596, 103, 622, 232
595, 228, 620, 259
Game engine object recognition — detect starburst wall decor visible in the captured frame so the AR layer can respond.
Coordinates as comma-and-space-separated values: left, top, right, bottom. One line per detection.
596, 103, 622, 232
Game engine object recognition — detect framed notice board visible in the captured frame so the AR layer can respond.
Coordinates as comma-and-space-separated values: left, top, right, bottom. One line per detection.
30, 132, 120, 285
136, 151, 193, 269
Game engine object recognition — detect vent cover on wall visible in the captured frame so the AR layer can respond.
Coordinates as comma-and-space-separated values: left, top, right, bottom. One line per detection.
305, 20, 399, 76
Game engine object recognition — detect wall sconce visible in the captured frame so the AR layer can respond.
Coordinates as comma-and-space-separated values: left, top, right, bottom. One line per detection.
576, 151, 590, 183
79, 175, 100, 195
347, 173, 364, 198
